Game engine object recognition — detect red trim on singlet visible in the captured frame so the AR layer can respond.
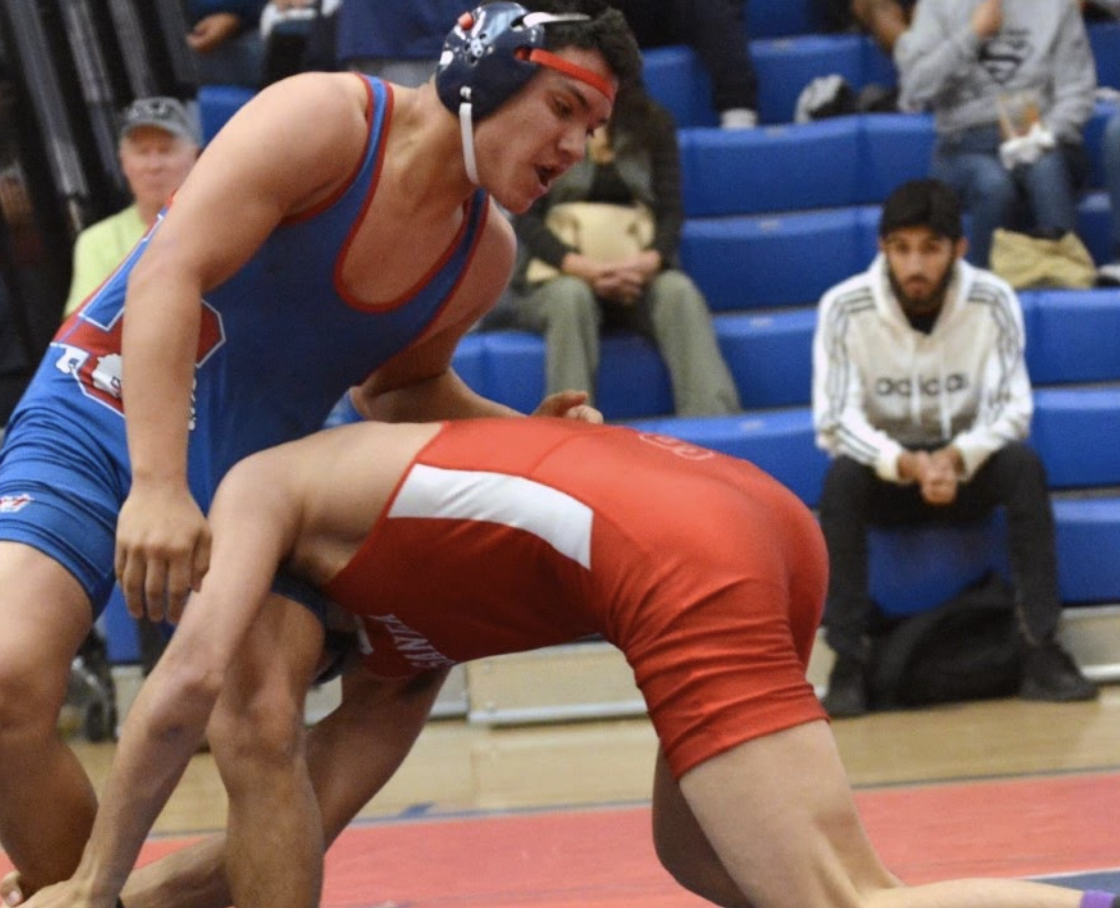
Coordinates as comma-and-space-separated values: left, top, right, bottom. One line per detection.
283, 75, 381, 227
338, 187, 490, 315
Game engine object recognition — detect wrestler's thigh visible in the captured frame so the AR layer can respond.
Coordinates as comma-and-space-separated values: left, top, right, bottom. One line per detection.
676, 721, 897, 908
0, 541, 94, 711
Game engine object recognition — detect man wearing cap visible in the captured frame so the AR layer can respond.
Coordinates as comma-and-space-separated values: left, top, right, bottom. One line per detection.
0, 3, 640, 908
63, 98, 200, 318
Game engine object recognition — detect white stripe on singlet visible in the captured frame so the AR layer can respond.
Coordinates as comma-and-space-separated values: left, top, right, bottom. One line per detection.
388, 463, 593, 569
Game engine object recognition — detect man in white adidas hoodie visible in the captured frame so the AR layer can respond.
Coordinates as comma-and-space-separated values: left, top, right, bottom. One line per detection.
811, 178, 1096, 718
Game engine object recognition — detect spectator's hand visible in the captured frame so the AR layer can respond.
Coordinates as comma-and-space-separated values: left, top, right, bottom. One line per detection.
919, 448, 962, 505
971, 0, 1002, 39
532, 390, 604, 423
592, 268, 644, 304
998, 121, 1056, 169
187, 12, 242, 54
614, 250, 663, 286
115, 481, 211, 623
561, 252, 610, 286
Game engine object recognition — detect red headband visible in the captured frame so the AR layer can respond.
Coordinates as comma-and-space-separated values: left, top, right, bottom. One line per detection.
525, 48, 617, 104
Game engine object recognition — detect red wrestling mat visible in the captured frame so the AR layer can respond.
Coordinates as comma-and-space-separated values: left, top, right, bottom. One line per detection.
5, 771, 1120, 906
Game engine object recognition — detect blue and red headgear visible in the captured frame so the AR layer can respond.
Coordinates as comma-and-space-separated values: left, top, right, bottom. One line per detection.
437, 2, 615, 120
436, 3, 617, 183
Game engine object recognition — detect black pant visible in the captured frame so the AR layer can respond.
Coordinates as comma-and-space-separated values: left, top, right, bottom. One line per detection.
612, 0, 758, 113
819, 442, 1061, 662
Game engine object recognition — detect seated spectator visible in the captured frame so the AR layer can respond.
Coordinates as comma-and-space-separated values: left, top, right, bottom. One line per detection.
612, 0, 759, 128
508, 78, 741, 416
811, 178, 1097, 719
895, 0, 1096, 268
186, 0, 267, 88
334, 0, 465, 87
63, 97, 200, 318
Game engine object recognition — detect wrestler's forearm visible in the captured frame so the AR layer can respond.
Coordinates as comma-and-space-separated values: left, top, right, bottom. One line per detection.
71, 672, 217, 908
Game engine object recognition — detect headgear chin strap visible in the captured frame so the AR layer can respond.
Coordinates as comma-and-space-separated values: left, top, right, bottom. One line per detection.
437, 3, 617, 185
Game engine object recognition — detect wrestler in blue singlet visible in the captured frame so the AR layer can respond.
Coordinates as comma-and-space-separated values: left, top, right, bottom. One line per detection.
0, 76, 489, 611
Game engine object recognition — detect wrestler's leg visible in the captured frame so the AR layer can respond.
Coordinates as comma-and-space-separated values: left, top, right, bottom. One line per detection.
671, 719, 1084, 908
204, 592, 325, 908
120, 666, 447, 908
0, 542, 99, 894
651, 748, 749, 907
309, 667, 449, 843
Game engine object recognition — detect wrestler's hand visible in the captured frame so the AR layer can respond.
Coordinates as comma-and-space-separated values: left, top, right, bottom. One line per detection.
532, 391, 604, 424
3, 874, 104, 908
115, 480, 211, 624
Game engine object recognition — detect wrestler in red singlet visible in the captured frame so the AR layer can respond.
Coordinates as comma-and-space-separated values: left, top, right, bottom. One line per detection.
324, 417, 829, 777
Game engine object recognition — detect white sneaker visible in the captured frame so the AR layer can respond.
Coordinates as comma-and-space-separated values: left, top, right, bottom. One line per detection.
1098, 262, 1120, 286
720, 108, 758, 129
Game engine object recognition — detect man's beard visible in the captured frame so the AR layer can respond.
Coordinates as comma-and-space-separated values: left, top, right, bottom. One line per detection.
888, 262, 954, 316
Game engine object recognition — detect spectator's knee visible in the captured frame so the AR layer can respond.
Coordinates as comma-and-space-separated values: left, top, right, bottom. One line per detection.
542, 276, 597, 322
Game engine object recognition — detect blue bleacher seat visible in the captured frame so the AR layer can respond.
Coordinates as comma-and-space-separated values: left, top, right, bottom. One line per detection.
714, 308, 815, 409
196, 84, 256, 143
753, 35, 865, 125
869, 515, 1008, 616
857, 114, 936, 203
680, 119, 861, 217
1055, 496, 1120, 604
642, 46, 718, 129
1032, 387, 1120, 490
1022, 288, 1120, 386
596, 334, 674, 419
477, 332, 545, 415
857, 36, 898, 91
477, 331, 676, 420
451, 332, 487, 396
680, 206, 878, 310
1089, 20, 1120, 92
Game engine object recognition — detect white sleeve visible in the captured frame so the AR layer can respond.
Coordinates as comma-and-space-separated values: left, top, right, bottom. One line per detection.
812, 288, 907, 483
950, 287, 1034, 480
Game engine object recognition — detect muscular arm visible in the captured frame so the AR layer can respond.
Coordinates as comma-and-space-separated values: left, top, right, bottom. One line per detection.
115, 72, 368, 619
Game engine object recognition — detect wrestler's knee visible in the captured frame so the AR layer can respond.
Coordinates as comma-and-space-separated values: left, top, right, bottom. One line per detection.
207, 670, 307, 785
0, 644, 70, 748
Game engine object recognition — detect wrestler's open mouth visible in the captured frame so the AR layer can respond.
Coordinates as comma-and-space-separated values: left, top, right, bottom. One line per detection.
536, 165, 560, 189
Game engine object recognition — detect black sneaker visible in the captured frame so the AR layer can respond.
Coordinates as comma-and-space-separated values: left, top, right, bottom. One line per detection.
1019, 641, 1099, 702
821, 655, 869, 718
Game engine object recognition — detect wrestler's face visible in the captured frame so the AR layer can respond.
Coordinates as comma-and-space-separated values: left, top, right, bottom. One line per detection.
881, 226, 967, 318
473, 46, 615, 213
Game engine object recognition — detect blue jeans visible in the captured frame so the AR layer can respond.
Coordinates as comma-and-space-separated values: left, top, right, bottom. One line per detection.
1104, 112, 1120, 262
932, 125, 1089, 268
